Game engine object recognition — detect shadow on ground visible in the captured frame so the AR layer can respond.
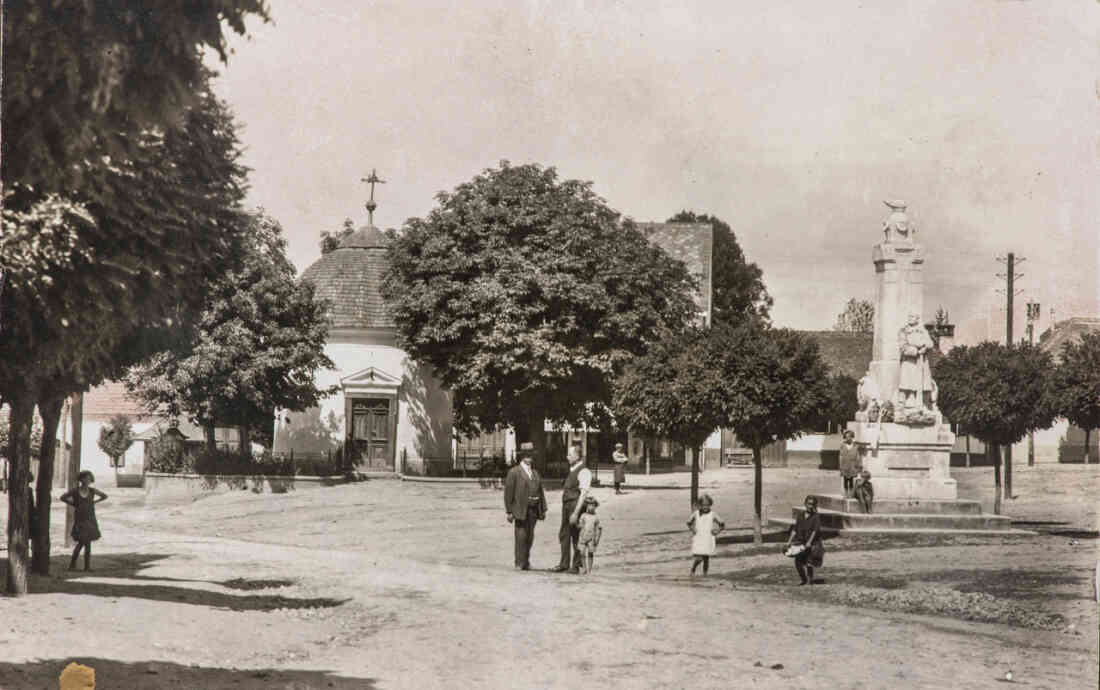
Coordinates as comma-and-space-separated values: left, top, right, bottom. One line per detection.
3, 553, 344, 612
0, 658, 375, 689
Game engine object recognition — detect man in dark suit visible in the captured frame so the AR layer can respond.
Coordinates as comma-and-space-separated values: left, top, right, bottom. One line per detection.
504, 442, 547, 570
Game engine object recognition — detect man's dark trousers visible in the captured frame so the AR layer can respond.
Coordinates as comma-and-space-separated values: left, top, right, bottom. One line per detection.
557, 503, 583, 570
514, 505, 539, 569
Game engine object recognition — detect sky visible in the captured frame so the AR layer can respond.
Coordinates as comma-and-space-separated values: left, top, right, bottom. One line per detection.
210, 0, 1099, 343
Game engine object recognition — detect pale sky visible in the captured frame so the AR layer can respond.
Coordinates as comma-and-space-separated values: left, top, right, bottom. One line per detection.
211, 0, 1099, 344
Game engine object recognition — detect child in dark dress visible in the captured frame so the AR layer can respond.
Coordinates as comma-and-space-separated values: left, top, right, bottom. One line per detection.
784, 496, 823, 585
60, 470, 107, 571
853, 470, 874, 513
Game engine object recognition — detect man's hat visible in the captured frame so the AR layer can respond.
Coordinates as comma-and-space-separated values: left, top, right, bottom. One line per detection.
518, 441, 535, 458
615, 442, 624, 448
584, 496, 599, 507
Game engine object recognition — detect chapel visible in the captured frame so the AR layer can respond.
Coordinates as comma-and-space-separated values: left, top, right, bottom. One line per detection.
272, 201, 455, 474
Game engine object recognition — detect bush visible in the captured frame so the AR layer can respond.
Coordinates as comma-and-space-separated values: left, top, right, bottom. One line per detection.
146, 432, 193, 474
148, 443, 348, 477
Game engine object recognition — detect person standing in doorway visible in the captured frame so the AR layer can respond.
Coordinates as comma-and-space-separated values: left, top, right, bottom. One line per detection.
838, 429, 860, 498
503, 442, 546, 570
612, 442, 629, 494
553, 441, 591, 573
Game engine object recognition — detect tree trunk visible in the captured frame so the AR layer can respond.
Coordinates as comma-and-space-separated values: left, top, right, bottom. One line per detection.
753, 446, 763, 544
204, 422, 217, 454
991, 442, 1003, 516
65, 393, 83, 548
5, 393, 35, 595
689, 446, 699, 509
1004, 442, 1013, 499
32, 395, 64, 575
964, 434, 970, 467
238, 424, 250, 459
1084, 428, 1091, 464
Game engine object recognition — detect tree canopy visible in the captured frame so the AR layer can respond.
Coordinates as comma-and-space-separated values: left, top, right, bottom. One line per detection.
97, 414, 134, 465
2, 0, 269, 193
382, 162, 698, 460
1, 75, 252, 399
613, 325, 727, 505
833, 298, 874, 333
127, 211, 335, 449
1051, 331, 1100, 463
935, 342, 1056, 448
666, 211, 771, 325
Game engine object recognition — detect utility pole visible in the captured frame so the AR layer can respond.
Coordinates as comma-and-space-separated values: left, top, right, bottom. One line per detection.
996, 253, 1025, 498
1026, 301, 1041, 466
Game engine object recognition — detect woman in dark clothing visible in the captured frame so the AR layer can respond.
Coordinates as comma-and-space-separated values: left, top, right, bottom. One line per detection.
60, 470, 107, 571
784, 496, 823, 585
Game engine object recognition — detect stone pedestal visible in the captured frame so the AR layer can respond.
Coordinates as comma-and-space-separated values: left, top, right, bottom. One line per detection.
871, 241, 924, 403
847, 420, 956, 500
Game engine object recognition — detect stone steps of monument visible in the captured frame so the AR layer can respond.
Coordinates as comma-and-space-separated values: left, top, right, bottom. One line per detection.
813, 495, 984, 515
787, 506, 1014, 532
767, 517, 1034, 536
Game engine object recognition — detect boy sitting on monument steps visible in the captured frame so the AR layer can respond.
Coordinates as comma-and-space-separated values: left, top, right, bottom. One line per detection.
853, 470, 874, 514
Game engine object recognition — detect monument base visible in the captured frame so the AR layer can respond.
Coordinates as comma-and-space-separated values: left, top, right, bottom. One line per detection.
847, 420, 957, 500
768, 495, 1024, 534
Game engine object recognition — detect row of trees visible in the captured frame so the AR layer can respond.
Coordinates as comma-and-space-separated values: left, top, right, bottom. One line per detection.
1, 1, 278, 595
936, 334, 1100, 513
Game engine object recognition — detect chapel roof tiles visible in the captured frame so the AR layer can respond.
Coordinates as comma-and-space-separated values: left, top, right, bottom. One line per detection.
300, 224, 396, 330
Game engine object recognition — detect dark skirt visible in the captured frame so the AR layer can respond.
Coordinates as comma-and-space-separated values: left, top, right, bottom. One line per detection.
72, 520, 101, 543
613, 463, 626, 483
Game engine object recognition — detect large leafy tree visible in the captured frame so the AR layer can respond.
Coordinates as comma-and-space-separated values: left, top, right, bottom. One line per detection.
613, 325, 727, 507
127, 211, 336, 455
667, 211, 771, 325
382, 162, 698, 468
615, 322, 829, 540
1, 76, 254, 593
2, 0, 269, 194
935, 342, 1056, 514
713, 324, 831, 542
833, 298, 874, 333
1051, 331, 1100, 464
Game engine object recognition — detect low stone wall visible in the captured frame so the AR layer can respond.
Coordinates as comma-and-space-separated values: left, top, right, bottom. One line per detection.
143, 472, 355, 499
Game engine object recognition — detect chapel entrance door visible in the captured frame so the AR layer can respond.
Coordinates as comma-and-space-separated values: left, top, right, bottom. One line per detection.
350, 398, 395, 471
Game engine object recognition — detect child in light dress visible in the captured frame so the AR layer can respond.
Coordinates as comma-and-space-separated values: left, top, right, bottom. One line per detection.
577, 496, 602, 574
687, 494, 725, 576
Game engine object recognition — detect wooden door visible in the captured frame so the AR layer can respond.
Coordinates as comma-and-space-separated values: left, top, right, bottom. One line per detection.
350, 398, 394, 470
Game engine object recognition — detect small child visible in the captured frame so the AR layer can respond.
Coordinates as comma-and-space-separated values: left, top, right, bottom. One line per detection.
60, 470, 107, 571
577, 496, 602, 574
687, 494, 724, 576
853, 469, 874, 514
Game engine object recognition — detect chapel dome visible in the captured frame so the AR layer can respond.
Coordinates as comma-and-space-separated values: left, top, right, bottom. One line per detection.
300, 224, 396, 330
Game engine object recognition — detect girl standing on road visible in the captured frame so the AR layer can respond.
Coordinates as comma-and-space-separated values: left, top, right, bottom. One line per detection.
61, 470, 107, 571
784, 495, 823, 585
687, 494, 724, 576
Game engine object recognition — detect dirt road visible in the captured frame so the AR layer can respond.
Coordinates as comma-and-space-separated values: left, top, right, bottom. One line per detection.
1, 465, 1096, 689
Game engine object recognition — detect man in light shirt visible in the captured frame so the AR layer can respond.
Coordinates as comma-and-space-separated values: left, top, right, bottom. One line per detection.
553, 441, 591, 573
